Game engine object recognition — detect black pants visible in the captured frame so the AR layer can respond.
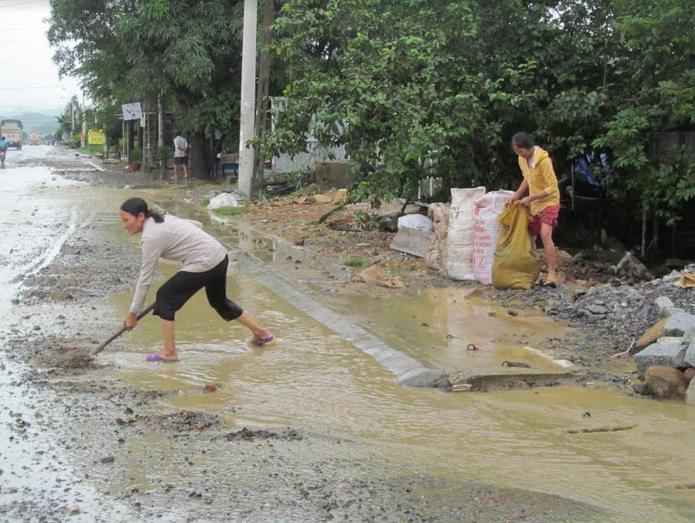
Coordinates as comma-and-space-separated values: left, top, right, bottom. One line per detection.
153, 256, 243, 321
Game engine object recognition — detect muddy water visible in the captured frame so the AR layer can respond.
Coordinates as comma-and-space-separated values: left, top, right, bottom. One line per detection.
66, 193, 693, 521
3, 161, 695, 521
0, 148, 131, 519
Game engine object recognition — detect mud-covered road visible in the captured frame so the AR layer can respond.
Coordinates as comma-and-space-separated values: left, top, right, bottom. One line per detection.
1, 147, 694, 522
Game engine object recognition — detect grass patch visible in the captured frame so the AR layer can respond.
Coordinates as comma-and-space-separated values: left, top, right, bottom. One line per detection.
201, 198, 211, 206
342, 256, 369, 268
387, 264, 406, 277
212, 206, 245, 216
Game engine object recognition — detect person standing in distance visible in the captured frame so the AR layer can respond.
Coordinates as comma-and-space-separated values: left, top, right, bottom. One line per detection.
508, 132, 561, 286
172, 132, 189, 183
119, 197, 274, 362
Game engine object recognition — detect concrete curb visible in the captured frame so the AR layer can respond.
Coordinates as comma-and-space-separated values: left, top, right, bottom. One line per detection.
234, 250, 446, 388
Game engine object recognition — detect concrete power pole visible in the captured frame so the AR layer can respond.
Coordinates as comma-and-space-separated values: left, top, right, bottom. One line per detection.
158, 95, 165, 179
81, 92, 87, 148
238, 0, 258, 198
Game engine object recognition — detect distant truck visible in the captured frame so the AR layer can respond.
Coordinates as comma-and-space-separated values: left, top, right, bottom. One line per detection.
0, 119, 23, 149
29, 133, 40, 146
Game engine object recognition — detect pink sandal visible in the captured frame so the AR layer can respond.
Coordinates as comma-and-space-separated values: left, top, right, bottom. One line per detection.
252, 335, 274, 347
145, 353, 179, 362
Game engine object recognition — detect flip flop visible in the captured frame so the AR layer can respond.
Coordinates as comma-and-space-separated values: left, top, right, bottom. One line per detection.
145, 353, 178, 362
251, 334, 274, 347
543, 280, 557, 288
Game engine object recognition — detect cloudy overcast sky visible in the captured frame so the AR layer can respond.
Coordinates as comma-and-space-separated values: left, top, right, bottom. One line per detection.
0, 0, 83, 115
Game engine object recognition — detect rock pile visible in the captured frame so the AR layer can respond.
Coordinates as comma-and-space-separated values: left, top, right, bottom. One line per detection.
633, 295, 695, 401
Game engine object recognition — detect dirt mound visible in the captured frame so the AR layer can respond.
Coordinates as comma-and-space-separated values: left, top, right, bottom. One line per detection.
33, 344, 95, 369
138, 411, 221, 432
224, 427, 302, 441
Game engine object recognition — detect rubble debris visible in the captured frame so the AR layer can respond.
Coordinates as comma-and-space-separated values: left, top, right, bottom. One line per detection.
613, 251, 651, 281
359, 264, 404, 289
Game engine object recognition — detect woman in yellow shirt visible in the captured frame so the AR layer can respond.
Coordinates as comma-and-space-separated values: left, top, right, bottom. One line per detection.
509, 132, 561, 286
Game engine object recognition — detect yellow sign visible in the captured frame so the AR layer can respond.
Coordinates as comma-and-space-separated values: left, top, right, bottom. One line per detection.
88, 129, 105, 145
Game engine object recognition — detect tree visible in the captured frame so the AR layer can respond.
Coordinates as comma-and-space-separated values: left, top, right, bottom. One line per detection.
594, 0, 695, 228
48, 0, 246, 178
266, 1, 624, 205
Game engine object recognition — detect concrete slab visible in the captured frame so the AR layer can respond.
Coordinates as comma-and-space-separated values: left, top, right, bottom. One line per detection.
390, 226, 434, 258
448, 372, 579, 392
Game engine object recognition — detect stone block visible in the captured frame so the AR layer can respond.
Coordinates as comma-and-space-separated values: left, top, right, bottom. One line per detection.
664, 307, 686, 318
390, 227, 434, 258
664, 312, 695, 337
634, 337, 686, 373
634, 318, 667, 352
645, 366, 687, 400
683, 338, 695, 367
654, 296, 674, 316
314, 160, 359, 191
585, 304, 608, 315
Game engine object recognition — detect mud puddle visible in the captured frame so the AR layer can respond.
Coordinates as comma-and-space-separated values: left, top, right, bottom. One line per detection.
3, 154, 695, 521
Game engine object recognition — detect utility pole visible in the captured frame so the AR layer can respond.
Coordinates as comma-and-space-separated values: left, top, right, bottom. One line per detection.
158, 95, 165, 179
238, 0, 258, 198
80, 92, 87, 148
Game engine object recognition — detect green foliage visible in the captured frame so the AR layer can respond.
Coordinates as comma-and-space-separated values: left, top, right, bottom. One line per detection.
48, 0, 245, 145
354, 210, 379, 230
267, 0, 695, 229
212, 206, 245, 216
266, 0, 619, 206
342, 256, 368, 268
592, 0, 695, 223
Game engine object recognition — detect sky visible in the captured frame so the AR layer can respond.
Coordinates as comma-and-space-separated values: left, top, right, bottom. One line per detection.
0, 0, 83, 116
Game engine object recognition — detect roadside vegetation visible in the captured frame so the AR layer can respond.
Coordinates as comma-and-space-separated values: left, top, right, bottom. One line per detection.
47, 0, 695, 258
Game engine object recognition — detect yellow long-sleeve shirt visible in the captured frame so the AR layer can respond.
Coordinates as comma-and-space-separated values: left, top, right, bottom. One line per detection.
517, 146, 560, 215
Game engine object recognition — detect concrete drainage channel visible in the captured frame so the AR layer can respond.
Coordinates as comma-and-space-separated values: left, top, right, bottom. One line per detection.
235, 250, 445, 388
221, 226, 578, 392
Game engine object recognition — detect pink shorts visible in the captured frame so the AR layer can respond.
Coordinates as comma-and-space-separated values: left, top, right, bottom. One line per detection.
528, 205, 560, 236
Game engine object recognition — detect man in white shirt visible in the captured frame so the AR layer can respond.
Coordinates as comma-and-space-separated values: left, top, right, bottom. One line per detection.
172, 134, 189, 182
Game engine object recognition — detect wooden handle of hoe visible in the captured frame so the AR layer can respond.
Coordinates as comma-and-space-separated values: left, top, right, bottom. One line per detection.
92, 303, 156, 356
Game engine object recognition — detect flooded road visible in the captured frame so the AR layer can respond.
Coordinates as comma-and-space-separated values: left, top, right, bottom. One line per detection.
2, 147, 695, 521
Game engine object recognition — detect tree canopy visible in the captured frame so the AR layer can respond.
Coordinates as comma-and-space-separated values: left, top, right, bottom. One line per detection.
48, 0, 246, 173
267, 0, 695, 228
47, 0, 695, 246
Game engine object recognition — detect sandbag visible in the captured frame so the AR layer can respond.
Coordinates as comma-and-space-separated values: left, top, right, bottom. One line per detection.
425, 203, 450, 272
472, 190, 514, 284
491, 203, 539, 289
447, 187, 486, 280
208, 193, 241, 209
398, 213, 433, 231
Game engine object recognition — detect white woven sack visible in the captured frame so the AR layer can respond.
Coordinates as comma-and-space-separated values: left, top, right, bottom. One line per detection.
446, 187, 486, 280
472, 190, 514, 284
